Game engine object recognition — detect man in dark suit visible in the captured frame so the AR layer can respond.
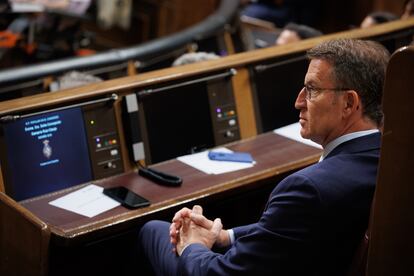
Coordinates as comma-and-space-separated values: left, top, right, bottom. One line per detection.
138, 39, 390, 275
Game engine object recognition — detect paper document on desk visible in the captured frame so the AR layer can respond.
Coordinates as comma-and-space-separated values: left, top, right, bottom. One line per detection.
49, 184, 120, 218
274, 122, 322, 149
177, 147, 255, 174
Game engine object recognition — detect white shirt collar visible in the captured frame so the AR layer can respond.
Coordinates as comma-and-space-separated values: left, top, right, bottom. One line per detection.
319, 129, 379, 162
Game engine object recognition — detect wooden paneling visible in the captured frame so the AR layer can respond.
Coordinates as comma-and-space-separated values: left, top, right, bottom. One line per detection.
0, 192, 50, 276
367, 46, 414, 276
83, 0, 219, 46
232, 67, 257, 138
156, 0, 219, 37
113, 95, 135, 172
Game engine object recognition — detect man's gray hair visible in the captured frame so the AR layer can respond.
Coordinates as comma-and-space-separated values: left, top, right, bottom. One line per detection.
307, 38, 390, 126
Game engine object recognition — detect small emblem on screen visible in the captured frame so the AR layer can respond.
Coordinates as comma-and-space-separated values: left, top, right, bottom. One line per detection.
42, 139, 52, 159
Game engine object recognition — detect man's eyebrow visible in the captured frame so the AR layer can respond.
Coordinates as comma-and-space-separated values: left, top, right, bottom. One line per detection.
304, 81, 317, 86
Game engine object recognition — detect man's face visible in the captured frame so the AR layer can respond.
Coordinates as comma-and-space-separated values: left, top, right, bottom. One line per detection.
294, 59, 346, 147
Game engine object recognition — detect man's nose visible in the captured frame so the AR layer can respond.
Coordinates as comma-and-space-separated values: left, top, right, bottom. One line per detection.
295, 88, 306, 110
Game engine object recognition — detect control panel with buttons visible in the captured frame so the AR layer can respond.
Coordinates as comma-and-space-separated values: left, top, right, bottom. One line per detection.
208, 79, 240, 145
83, 103, 124, 179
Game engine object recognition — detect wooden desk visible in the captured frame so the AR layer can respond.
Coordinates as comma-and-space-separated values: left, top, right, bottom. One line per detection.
20, 133, 321, 247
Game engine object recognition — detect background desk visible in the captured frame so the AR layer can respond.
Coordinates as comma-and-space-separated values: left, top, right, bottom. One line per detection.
18, 132, 321, 274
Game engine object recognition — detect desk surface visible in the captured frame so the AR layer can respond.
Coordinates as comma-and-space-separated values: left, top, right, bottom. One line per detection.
21, 133, 321, 246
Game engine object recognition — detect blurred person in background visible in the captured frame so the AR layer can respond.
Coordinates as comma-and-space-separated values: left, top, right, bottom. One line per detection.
360, 11, 398, 28
275, 22, 322, 45
402, 0, 414, 19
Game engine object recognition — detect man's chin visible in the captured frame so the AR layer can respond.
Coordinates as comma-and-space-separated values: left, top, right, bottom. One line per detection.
299, 129, 309, 139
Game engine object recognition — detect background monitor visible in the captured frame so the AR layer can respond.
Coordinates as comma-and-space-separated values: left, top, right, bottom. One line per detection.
136, 72, 240, 164
0, 107, 93, 201
139, 81, 215, 164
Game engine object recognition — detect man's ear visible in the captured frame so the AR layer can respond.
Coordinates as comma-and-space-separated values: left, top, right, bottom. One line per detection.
343, 90, 360, 116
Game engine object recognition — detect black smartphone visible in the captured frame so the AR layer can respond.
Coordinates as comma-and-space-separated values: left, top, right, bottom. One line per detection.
103, 186, 150, 209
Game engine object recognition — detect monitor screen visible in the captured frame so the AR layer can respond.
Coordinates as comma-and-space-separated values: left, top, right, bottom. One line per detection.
138, 81, 215, 164
1, 107, 93, 201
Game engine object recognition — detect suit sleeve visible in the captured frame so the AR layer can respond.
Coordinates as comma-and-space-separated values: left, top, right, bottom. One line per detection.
232, 223, 256, 239
177, 173, 322, 275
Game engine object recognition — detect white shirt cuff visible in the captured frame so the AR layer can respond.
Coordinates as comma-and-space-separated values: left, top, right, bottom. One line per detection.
227, 229, 235, 244
179, 229, 235, 256
178, 243, 192, 256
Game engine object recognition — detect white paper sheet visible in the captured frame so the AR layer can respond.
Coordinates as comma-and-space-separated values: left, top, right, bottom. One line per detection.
273, 122, 322, 149
177, 147, 255, 174
49, 184, 120, 218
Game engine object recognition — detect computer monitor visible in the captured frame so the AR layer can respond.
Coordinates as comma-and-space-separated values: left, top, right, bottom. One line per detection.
0, 107, 92, 201
131, 71, 240, 164
0, 100, 125, 201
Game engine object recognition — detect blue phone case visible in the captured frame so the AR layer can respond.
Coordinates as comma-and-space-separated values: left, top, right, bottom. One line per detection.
208, 151, 254, 163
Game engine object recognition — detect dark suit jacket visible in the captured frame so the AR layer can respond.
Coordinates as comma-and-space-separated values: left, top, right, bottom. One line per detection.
178, 133, 380, 275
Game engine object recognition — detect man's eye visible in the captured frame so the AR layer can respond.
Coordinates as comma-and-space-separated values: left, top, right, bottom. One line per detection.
306, 86, 315, 93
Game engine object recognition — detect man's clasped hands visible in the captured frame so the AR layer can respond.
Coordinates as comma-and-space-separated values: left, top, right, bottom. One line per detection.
169, 205, 231, 255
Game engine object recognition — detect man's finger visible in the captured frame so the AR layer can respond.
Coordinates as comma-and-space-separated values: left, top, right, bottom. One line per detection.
211, 218, 223, 236
192, 205, 203, 215
172, 207, 192, 222
191, 213, 213, 229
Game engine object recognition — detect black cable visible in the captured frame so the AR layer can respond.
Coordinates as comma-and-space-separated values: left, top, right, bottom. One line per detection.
137, 162, 182, 187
